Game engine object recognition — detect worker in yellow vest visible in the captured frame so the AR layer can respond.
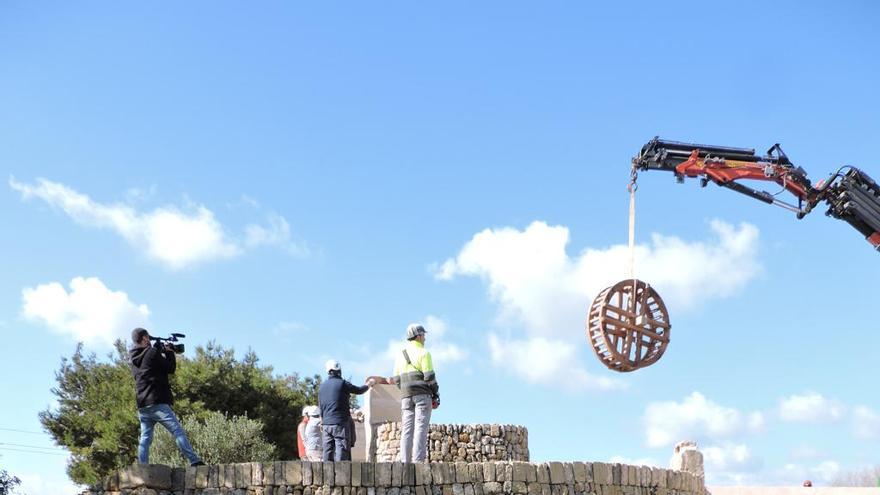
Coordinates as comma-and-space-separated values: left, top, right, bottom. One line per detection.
389, 323, 439, 462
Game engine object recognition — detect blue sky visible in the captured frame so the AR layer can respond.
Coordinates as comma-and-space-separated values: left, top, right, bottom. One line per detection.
2, 1, 880, 493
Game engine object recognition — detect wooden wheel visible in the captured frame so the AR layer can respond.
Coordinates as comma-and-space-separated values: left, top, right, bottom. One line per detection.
587, 279, 670, 372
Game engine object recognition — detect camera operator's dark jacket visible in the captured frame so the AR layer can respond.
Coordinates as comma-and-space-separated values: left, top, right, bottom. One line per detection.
129, 345, 176, 408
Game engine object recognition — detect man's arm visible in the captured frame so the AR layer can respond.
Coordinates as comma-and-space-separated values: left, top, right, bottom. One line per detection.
145, 345, 176, 374
345, 380, 370, 395
421, 352, 439, 397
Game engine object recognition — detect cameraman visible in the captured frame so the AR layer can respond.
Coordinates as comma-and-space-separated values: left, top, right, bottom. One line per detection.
129, 327, 204, 466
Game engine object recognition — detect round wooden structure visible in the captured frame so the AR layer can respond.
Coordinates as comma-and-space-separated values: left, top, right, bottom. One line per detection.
587, 279, 670, 372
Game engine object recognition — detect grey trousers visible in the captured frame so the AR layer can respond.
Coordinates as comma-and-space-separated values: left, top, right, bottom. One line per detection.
399, 393, 432, 463
322, 424, 351, 461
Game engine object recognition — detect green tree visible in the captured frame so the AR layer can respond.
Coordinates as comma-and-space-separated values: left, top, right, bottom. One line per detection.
151, 411, 275, 467
0, 470, 22, 495
40, 341, 321, 485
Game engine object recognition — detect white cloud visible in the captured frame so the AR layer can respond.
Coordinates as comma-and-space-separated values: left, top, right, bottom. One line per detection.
852, 406, 880, 441
21, 277, 149, 346
436, 219, 760, 338
347, 315, 467, 379
435, 220, 760, 388
245, 212, 309, 256
10, 177, 304, 269
487, 333, 623, 391
643, 392, 764, 448
778, 392, 846, 423
703, 444, 761, 472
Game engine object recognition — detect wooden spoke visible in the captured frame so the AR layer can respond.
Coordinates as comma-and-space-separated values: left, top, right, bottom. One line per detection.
585, 279, 671, 372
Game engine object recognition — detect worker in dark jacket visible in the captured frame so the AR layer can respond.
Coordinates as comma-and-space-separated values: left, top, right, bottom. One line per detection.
317, 359, 374, 461
129, 327, 203, 466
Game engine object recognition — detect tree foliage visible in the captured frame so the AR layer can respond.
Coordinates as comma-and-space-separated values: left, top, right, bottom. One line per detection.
832, 465, 880, 487
40, 341, 321, 485
151, 411, 275, 467
0, 470, 22, 495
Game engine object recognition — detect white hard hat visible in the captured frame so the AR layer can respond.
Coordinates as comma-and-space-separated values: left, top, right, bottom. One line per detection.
308, 406, 320, 417
325, 359, 341, 372
406, 323, 427, 340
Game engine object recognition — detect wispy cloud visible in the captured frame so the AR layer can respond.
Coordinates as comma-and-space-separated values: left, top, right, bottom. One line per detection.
10, 177, 306, 269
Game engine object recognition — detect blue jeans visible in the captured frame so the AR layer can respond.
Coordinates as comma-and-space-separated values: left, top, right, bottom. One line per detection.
137, 403, 201, 465
321, 424, 351, 461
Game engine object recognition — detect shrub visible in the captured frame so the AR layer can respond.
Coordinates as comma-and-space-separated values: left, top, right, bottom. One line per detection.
150, 410, 275, 467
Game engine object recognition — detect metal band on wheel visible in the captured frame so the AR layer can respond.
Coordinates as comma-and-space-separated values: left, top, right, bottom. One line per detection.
586, 279, 670, 372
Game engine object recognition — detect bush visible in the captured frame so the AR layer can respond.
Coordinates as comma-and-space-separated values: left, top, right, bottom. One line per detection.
150, 410, 276, 467
0, 470, 22, 495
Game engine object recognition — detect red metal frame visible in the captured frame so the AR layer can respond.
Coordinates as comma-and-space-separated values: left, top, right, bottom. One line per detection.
674, 149, 813, 202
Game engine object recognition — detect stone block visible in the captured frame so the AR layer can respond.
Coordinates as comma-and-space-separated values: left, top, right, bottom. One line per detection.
171, 467, 186, 490
455, 463, 469, 483
548, 463, 565, 485
352, 462, 362, 487
431, 463, 446, 485
481, 463, 495, 483
362, 462, 375, 487
651, 468, 665, 488
195, 465, 210, 488
495, 463, 510, 482
535, 464, 549, 484
468, 464, 482, 483
404, 463, 416, 485
377, 463, 393, 487
452, 483, 465, 495
482, 482, 502, 495
235, 463, 251, 488
392, 463, 404, 486
262, 463, 276, 486
511, 481, 527, 494
563, 464, 574, 486
248, 462, 262, 486
415, 463, 432, 485
512, 463, 534, 483
336, 462, 352, 486
303, 461, 313, 485
312, 461, 324, 485
464, 483, 475, 495
119, 464, 173, 490
324, 462, 336, 486
592, 463, 611, 485
284, 461, 303, 486
570, 463, 585, 485
526, 483, 542, 495
208, 464, 220, 487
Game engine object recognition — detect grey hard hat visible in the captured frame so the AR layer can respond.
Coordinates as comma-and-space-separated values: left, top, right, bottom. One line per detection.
406, 323, 427, 340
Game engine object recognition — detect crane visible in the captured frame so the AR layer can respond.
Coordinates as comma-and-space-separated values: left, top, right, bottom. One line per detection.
633, 137, 880, 251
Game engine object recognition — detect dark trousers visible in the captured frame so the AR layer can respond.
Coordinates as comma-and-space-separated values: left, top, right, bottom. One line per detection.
322, 424, 350, 461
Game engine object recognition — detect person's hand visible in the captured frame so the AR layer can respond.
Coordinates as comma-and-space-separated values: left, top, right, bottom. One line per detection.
387, 376, 396, 385
366, 378, 376, 387
164, 343, 175, 352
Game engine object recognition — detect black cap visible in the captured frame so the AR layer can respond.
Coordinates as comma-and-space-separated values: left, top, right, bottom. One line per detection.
132, 327, 150, 343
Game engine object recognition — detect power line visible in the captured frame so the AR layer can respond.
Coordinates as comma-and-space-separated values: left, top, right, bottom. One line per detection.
0, 446, 67, 456
0, 442, 65, 451
0, 427, 45, 435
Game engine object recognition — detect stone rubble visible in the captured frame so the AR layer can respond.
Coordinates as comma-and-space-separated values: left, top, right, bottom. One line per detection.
376, 424, 529, 463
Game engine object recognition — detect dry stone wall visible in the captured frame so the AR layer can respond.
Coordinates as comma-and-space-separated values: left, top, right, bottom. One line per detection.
85, 460, 707, 495
376, 424, 528, 463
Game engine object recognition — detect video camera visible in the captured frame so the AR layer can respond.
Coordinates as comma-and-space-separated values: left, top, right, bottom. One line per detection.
150, 333, 186, 354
